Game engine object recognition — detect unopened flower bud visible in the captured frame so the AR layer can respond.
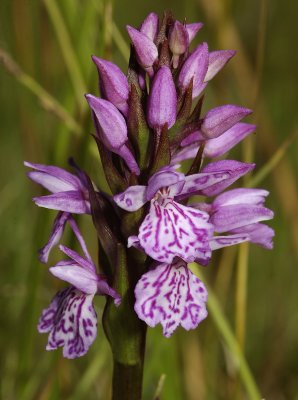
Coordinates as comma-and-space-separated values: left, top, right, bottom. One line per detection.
140, 12, 159, 42
126, 25, 158, 76
169, 21, 189, 68
92, 56, 129, 116
147, 66, 177, 130
85, 95, 140, 175
178, 42, 209, 98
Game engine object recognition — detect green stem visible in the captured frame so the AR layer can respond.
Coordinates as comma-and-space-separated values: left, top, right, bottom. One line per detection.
102, 244, 147, 400
0, 48, 81, 135
112, 359, 145, 400
43, 0, 87, 113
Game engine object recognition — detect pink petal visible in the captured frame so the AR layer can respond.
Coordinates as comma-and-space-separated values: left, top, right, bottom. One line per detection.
50, 264, 98, 294
210, 204, 274, 232
38, 287, 97, 359
113, 185, 147, 212
134, 260, 208, 337
39, 212, 70, 263
134, 199, 213, 265
33, 191, 90, 214
146, 167, 185, 200
210, 234, 249, 250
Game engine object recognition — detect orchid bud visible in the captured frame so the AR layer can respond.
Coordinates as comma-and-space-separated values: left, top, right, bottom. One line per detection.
169, 21, 189, 68
186, 22, 204, 42
140, 12, 159, 41
85, 95, 140, 175
147, 66, 177, 130
126, 25, 158, 76
204, 50, 236, 82
178, 42, 209, 98
201, 105, 252, 139
92, 56, 129, 116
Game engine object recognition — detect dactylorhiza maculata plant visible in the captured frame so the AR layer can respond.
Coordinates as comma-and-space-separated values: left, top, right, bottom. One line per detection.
25, 11, 274, 398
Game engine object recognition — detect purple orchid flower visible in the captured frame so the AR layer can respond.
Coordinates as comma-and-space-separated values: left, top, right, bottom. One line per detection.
24, 161, 90, 214
38, 238, 120, 359
173, 123, 256, 163
204, 188, 274, 250
114, 162, 254, 265
178, 42, 209, 98
134, 258, 208, 337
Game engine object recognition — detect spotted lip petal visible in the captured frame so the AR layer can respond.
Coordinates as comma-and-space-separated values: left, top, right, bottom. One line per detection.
134, 260, 208, 337
131, 199, 213, 265
38, 287, 97, 359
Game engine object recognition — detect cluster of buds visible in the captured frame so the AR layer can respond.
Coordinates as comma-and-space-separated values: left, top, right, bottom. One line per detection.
25, 12, 274, 358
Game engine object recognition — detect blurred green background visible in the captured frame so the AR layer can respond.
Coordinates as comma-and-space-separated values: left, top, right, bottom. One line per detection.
0, 0, 297, 399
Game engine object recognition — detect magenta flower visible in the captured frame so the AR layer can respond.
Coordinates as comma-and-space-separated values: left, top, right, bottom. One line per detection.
38, 232, 120, 359
24, 161, 90, 214
174, 123, 256, 162
206, 188, 274, 249
134, 259, 208, 337
114, 162, 254, 265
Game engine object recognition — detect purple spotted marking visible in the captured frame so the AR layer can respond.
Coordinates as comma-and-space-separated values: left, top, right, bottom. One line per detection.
130, 197, 213, 265
134, 260, 208, 337
38, 287, 97, 359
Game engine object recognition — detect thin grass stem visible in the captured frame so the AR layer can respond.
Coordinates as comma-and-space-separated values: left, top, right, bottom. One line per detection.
0, 48, 81, 135
43, 0, 87, 113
